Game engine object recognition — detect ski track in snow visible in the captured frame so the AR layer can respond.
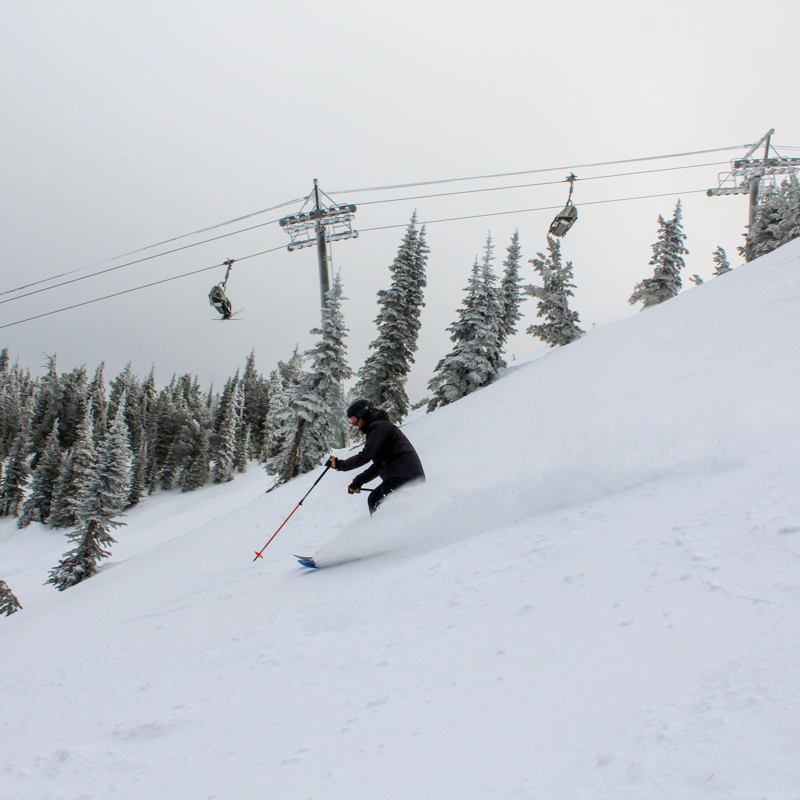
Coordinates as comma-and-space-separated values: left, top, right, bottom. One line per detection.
2, 239, 800, 799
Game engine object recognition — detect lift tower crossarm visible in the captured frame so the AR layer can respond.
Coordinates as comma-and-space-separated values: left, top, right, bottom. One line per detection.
706, 129, 800, 230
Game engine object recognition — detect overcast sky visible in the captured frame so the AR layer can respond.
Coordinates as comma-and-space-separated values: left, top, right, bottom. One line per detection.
1, 0, 798, 402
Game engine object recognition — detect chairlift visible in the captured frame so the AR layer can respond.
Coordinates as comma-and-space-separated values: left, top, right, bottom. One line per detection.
209, 259, 235, 320
549, 173, 578, 237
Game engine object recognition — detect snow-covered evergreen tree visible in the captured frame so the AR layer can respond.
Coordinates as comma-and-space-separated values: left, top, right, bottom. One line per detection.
86, 362, 108, 443
0, 580, 22, 616
47, 411, 96, 528
29, 354, 63, 464
478, 233, 505, 375
57, 366, 88, 451
740, 176, 800, 262
180, 422, 210, 491
242, 351, 270, 457
267, 275, 352, 483
17, 424, 62, 528
0, 400, 33, 517
498, 230, 525, 352
213, 379, 243, 483
427, 242, 504, 412
525, 235, 584, 347
353, 214, 428, 422
47, 403, 131, 591
629, 200, 689, 308
0, 361, 32, 461
96, 397, 133, 515
235, 423, 251, 473
689, 274, 704, 285
259, 369, 284, 462
712, 246, 732, 276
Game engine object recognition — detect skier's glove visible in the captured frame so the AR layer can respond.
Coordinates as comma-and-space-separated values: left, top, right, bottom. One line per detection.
348, 482, 362, 494
325, 455, 338, 469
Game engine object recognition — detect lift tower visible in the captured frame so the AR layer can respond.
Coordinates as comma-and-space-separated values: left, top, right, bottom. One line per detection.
279, 180, 358, 315
708, 129, 800, 231
278, 182, 358, 446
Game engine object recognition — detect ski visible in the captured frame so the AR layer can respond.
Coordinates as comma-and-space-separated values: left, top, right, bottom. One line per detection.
295, 555, 317, 569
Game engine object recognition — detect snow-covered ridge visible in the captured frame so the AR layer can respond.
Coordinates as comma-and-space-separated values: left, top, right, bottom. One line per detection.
2, 239, 800, 799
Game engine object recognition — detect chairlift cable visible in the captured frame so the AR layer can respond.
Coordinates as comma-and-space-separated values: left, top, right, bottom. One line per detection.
350, 160, 730, 208
357, 187, 710, 233
328, 144, 754, 195
0, 146, 762, 301
0, 216, 285, 307
0, 197, 304, 299
0, 185, 712, 331
0, 246, 285, 331
0, 159, 735, 304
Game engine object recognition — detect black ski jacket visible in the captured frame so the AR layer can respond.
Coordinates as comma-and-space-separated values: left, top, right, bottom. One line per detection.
335, 409, 425, 487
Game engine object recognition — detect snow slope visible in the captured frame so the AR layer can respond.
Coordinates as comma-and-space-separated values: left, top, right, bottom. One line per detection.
2, 239, 800, 800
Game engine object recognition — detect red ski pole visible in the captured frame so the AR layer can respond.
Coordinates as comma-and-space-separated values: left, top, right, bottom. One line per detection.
253, 466, 330, 561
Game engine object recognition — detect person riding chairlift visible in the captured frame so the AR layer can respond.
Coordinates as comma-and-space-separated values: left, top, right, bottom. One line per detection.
209, 283, 233, 320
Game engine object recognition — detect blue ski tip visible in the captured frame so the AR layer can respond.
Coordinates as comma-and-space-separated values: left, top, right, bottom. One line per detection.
295, 555, 317, 569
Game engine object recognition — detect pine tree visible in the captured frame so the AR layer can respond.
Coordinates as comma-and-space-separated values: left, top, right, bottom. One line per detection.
213, 379, 243, 483
712, 246, 732, 276
525, 236, 583, 347
18, 424, 62, 528
47, 411, 96, 528
86, 362, 108, 442
260, 369, 289, 463
0, 580, 22, 616
29, 354, 63, 465
498, 230, 525, 351
96, 397, 134, 515
242, 351, 270, 456
0, 400, 33, 517
180, 422, 210, 491
267, 275, 352, 483
137, 367, 159, 500
478, 233, 505, 375
47, 403, 131, 591
629, 200, 689, 308
689, 274, 704, 285
57, 366, 88, 451
427, 244, 504, 412
0, 362, 30, 461
353, 213, 428, 422
740, 176, 800, 262
147, 379, 180, 492
235, 423, 251, 473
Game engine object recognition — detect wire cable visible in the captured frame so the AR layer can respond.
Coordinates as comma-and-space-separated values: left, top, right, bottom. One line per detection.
329, 144, 754, 195
0, 185, 710, 331
0, 143, 755, 300
358, 187, 710, 234
0, 215, 284, 307
353, 161, 729, 208
0, 245, 286, 331
0, 197, 304, 299
0, 159, 732, 306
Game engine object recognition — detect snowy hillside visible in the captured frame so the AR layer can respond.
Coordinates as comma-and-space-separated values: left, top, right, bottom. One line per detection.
3, 239, 800, 800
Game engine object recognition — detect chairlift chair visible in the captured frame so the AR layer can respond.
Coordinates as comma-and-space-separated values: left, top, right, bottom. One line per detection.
549, 173, 578, 237
209, 259, 235, 320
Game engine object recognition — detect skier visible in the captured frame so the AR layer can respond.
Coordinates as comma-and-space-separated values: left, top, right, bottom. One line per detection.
326, 399, 425, 514
209, 283, 233, 320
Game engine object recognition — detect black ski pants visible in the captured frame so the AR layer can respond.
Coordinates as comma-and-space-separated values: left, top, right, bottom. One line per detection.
367, 476, 423, 515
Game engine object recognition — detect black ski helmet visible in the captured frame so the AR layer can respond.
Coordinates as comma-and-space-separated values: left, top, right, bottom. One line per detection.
346, 398, 374, 421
